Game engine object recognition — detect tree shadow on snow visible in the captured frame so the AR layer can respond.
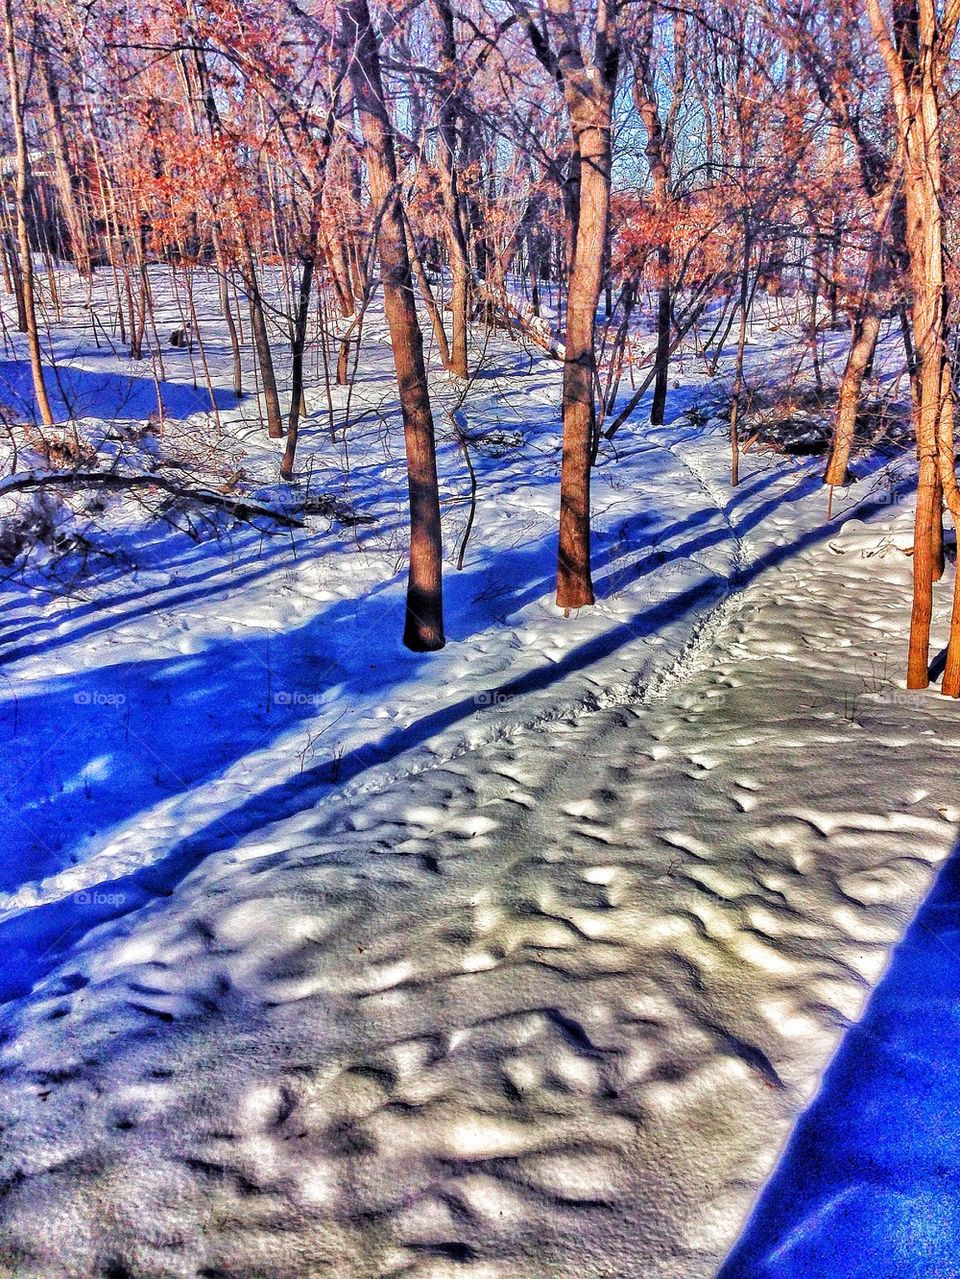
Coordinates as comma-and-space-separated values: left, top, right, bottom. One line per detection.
0, 358, 237, 424
0, 479, 913, 1008
719, 830, 960, 1279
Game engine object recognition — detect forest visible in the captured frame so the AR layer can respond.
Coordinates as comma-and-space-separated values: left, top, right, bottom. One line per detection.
1, 0, 960, 1277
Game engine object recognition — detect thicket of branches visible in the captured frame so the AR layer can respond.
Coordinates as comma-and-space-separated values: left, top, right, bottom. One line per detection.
3, 0, 960, 687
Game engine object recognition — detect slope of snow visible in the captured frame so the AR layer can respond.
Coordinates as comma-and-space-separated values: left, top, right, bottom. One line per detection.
719, 840, 960, 1279
0, 267, 955, 1278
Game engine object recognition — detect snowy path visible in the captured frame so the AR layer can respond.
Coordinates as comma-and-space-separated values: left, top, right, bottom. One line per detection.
2, 411, 960, 1278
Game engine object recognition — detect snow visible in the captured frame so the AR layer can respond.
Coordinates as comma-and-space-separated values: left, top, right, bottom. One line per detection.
720, 839, 960, 1279
0, 267, 957, 1277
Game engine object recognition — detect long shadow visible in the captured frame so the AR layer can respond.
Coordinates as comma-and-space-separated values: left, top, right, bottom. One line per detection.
591, 448, 895, 602
0, 485, 906, 1008
0, 405, 656, 666
719, 832, 960, 1279
0, 526, 327, 665
0, 332, 915, 1007
0, 520, 587, 896
0, 358, 237, 422
0, 574, 726, 1007
3, 364, 887, 668
1, 438, 888, 670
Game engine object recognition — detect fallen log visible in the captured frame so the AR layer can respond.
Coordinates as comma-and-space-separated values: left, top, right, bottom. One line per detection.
0, 470, 306, 527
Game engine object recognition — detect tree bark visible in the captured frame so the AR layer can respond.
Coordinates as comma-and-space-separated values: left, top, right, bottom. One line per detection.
823, 307, 882, 487
2, 226, 27, 331
281, 219, 318, 481
557, 110, 613, 607
37, 32, 91, 279
824, 179, 901, 489
341, 0, 445, 651
240, 238, 285, 439
634, 6, 685, 428
404, 210, 451, 370
518, 0, 619, 610
728, 237, 753, 488
213, 226, 243, 398
3, 0, 55, 426
650, 280, 671, 425
865, 0, 959, 688
433, 0, 471, 378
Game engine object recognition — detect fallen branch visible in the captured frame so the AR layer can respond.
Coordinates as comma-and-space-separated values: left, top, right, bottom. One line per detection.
0, 470, 309, 527
474, 282, 565, 360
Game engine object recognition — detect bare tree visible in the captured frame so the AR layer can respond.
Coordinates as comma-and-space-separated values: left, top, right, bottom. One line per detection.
866, 0, 960, 690
340, 0, 445, 650
3, 0, 55, 425
631, 1, 687, 427
514, 0, 620, 610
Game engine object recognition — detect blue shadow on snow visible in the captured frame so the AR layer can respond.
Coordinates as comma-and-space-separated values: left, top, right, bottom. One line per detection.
0, 358, 236, 422
720, 834, 960, 1279
0, 479, 908, 1009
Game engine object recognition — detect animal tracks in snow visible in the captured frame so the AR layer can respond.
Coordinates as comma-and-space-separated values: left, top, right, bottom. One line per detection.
2, 429, 960, 1278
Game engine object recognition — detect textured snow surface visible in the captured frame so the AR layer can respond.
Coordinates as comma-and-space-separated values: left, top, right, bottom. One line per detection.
0, 271, 957, 1278
721, 846, 960, 1279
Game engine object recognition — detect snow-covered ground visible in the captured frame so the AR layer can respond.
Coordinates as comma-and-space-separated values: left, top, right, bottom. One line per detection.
0, 268, 956, 1278
721, 843, 960, 1279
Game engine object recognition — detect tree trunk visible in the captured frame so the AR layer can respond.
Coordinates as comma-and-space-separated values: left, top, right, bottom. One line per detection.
213, 225, 243, 398
3, 0, 54, 426
824, 179, 901, 489
908, 451, 937, 688
937, 360, 960, 693
2, 228, 27, 331
887, 10, 951, 687
341, 0, 445, 651
650, 276, 671, 425
942, 552, 960, 696
863, 0, 960, 689
823, 307, 882, 487
433, 0, 471, 378
728, 235, 753, 488
529, 0, 619, 611
280, 234, 317, 481
633, 7, 684, 430
241, 241, 284, 439
37, 35, 91, 279
557, 112, 611, 607
403, 210, 451, 370
323, 229, 355, 318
